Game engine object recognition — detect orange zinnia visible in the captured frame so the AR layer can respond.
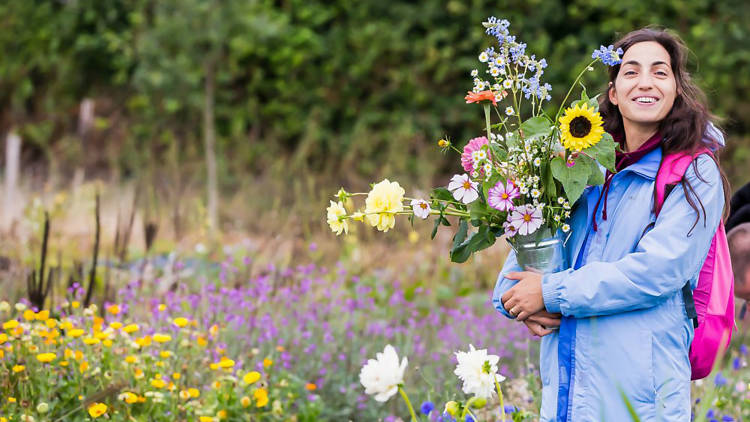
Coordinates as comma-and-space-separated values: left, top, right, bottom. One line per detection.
465, 90, 502, 106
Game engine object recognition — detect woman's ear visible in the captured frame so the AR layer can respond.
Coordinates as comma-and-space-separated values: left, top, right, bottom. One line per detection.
608, 82, 618, 106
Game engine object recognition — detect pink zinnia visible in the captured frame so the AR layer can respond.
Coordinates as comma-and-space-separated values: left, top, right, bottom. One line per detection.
488, 181, 520, 212
461, 136, 489, 174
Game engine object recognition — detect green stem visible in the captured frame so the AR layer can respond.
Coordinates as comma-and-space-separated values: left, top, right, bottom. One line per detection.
483, 104, 492, 140
398, 386, 419, 422
495, 375, 506, 421
554, 58, 599, 124
461, 397, 477, 419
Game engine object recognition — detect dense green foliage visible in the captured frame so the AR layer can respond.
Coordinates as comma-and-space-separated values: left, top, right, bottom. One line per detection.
1, 0, 748, 187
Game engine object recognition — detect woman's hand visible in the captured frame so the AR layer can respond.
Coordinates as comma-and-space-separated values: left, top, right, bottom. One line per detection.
501, 271, 545, 321
522, 311, 562, 337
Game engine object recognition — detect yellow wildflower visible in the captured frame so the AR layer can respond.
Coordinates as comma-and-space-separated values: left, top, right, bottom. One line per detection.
0, 333, 7, 344
8, 397, 17, 403
197, 336, 208, 347
83, 337, 100, 345
188, 388, 200, 398
217, 358, 235, 368
243, 371, 261, 385
241, 395, 251, 407
60, 360, 69, 367
35, 310, 50, 321
36, 352, 56, 363
173, 317, 189, 328
125, 355, 137, 364
67, 328, 84, 338
179, 390, 191, 400
152, 333, 171, 343
45, 319, 57, 328
120, 392, 138, 404
106, 304, 120, 315
74, 350, 83, 361
276, 345, 285, 352
158, 304, 166, 312
254, 388, 269, 408
263, 358, 273, 368
217, 410, 228, 420
71, 301, 80, 309
199, 417, 213, 422
102, 339, 113, 347
64, 348, 73, 359
135, 336, 152, 347
172, 372, 181, 380
209, 363, 219, 370
95, 331, 110, 340
160, 351, 172, 358
151, 379, 166, 389
134, 368, 144, 379
212, 380, 221, 389
12, 365, 25, 373
28, 344, 39, 353
87, 402, 107, 418
79, 361, 89, 373
2, 320, 19, 330
109, 321, 123, 330
23, 309, 35, 321
305, 383, 317, 391
122, 323, 139, 333
209, 324, 218, 337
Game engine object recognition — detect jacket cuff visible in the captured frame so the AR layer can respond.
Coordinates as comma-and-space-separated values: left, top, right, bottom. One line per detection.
542, 272, 564, 314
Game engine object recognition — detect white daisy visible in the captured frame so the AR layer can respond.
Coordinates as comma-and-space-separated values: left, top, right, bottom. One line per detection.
359, 345, 408, 402
533, 158, 541, 167
562, 223, 571, 232
410, 199, 431, 220
490, 67, 501, 77
505, 106, 514, 116
531, 189, 541, 198
479, 52, 489, 62
503, 79, 513, 89
448, 174, 479, 204
471, 69, 479, 77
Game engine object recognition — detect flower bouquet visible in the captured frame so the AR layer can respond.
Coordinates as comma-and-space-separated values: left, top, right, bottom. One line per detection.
327, 18, 623, 272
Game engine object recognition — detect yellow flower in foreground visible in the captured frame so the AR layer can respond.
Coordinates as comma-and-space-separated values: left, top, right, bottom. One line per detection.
36, 352, 56, 363
12, 365, 25, 373
196, 336, 208, 347
125, 355, 137, 364
83, 337, 100, 345
71, 301, 80, 309
109, 321, 123, 330
151, 379, 166, 389
243, 371, 261, 385
8, 397, 17, 403
134, 368, 144, 379
241, 396, 251, 407
88, 402, 107, 418
3, 320, 19, 330
188, 388, 200, 398
254, 388, 269, 408
263, 358, 273, 368
173, 317, 189, 328
199, 417, 213, 422
45, 319, 57, 328
0, 333, 7, 344
67, 328, 84, 338
36, 310, 50, 321
122, 323, 139, 333
120, 392, 139, 404
558, 103, 605, 151
158, 304, 166, 312
79, 361, 89, 373
364, 179, 405, 232
106, 304, 120, 315
326, 201, 349, 235
153, 333, 171, 343
160, 351, 172, 358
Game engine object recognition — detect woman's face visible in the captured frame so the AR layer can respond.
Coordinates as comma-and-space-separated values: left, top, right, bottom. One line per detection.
608, 41, 678, 134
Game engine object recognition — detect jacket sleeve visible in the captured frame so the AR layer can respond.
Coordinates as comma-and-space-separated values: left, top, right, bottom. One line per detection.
492, 248, 523, 319
541, 154, 724, 318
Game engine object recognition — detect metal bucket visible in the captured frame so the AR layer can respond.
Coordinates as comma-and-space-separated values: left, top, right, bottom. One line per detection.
511, 231, 569, 274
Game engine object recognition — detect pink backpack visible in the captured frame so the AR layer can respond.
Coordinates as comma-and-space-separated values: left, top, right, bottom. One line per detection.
655, 148, 735, 380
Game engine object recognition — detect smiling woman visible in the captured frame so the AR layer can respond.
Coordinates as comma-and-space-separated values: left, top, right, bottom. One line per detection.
493, 27, 733, 421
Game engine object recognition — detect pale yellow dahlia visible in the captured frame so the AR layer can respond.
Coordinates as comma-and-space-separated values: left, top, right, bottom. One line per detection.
559, 103, 604, 151
364, 179, 405, 232
326, 201, 349, 235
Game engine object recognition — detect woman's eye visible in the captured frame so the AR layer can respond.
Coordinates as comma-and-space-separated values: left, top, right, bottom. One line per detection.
655, 71, 667, 76
624, 71, 636, 76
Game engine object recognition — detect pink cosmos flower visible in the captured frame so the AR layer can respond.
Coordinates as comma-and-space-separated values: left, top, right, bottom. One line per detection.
447, 174, 479, 204
461, 137, 489, 174
488, 181, 520, 212
508, 204, 543, 236
503, 220, 518, 238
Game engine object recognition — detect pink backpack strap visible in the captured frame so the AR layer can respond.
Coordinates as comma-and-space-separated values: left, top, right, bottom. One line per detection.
654, 147, 711, 218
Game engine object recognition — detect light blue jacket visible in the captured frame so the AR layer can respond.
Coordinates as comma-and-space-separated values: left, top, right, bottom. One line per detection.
492, 146, 724, 421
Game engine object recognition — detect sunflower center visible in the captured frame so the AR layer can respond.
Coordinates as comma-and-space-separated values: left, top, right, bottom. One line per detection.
570, 116, 592, 138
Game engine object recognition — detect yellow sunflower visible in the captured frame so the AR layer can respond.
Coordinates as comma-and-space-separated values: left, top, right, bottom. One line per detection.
558, 103, 605, 151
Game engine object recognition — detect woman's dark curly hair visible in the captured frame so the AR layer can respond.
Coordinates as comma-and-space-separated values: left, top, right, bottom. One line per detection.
598, 27, 731, 232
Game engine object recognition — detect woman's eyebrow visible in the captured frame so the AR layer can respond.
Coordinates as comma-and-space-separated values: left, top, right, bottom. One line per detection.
622, 60, 670, 67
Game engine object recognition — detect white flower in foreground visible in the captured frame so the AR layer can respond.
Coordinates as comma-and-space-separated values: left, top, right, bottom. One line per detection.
448, 174, 479, 204
326, 200, 349, 235
359, 345, 408, 402
410, 199, 431, 219
505, 106, 514, 116
454, 344, 505, 399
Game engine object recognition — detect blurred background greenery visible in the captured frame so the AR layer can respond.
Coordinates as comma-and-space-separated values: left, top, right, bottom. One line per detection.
0, 0, 748, 249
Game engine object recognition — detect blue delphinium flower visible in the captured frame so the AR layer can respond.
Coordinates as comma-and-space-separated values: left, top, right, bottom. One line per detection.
420, 401, 435, 415
721, 415, 734, 422
592, 44, 623, 66
465, 415, 474, 422
740, 344, 748, 355
714, 372, 728, 386
733, 356, 741, 370
504, 404, 518, 413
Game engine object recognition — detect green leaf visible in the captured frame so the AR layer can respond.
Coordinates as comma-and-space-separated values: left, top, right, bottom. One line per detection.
432, 187, 454, 202
469, 199, 490, 221
551, 156, 589, 204
505, 130, 521, 150
452, 219, 468, 249
586, 158, 605, 186
582, 132, 617, 172
450, 225, 496, 263
431, 215, 441, 239
542, 162, 556, 197
520, 116, 553, 141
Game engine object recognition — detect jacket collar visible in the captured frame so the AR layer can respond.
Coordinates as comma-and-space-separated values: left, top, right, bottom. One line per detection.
614, 146, 663, 181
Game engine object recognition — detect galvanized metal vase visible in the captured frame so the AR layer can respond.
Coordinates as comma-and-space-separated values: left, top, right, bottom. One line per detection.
509, 230, 569, 274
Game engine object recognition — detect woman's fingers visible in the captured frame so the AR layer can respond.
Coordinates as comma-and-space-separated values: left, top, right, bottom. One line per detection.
535, 311, 562, 319
523, 320, 553, 337
527, 314, 561, 327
